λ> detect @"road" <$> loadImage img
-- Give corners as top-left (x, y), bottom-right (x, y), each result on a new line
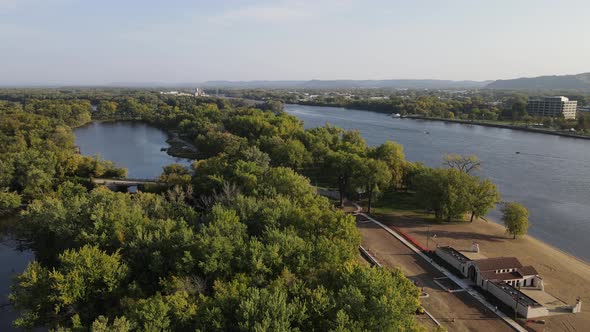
top-left (357, 220), bottom-right (514, 332)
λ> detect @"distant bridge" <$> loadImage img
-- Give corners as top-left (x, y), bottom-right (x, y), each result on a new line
top-left (92, 178), bottom-right (160, 188)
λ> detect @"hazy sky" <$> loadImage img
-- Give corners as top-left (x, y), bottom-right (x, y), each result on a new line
top-left (1, 0), bottom-right (589, 85)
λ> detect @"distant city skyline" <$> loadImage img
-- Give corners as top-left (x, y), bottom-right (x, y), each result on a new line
top-left (1, 0), bottom-right (589, 85)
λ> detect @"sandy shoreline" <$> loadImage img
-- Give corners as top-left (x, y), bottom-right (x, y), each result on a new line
top-left (484, 216), bottom-right (590, 266)
top-left (374, 211), bottom-right (590, 331)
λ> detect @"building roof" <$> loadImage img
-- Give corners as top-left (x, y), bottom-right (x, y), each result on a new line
top-left (438, 246), bottom-right (471, 264)
top-left (480, 265), bottom-right (539, 281)
top-left (475, 257), bottom-right (522, 271)
top-left (529, 96), bottom-right (571, 102)
top-left (517, 266), bottom-right (539, 277)
top-left (489, 281), bottom-right (542, 307)
top-left (481, 271), bottom-right (522, 281)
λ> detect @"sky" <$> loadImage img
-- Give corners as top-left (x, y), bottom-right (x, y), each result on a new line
top-left (1, 0), bottom-right (590, 85)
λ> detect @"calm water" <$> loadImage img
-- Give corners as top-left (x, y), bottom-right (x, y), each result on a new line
top-left (0, 217), bottom-right (34, 332)
top-left (74, 121), bottom-right (193, 178)
top-left (286, 104), bottom-right (590, 262)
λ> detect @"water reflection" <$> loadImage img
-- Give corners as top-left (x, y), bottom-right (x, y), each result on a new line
top-left (0, 217), bottom-right (34, 331)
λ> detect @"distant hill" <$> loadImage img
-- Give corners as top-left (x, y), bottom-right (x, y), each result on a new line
top-left (486, 73), bottom-right (590, 90)
top-left (202, 79), bottom-right (491, 89)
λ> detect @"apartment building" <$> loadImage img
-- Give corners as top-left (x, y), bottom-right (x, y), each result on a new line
top-left (527, 96), bottom-right (577, 119)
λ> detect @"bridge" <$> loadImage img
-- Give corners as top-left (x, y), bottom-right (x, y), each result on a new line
top-left (92, 178), bottom-right (160, 189)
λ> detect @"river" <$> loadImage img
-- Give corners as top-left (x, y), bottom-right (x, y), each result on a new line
top-left (285, 104), bottom-right (590, 262)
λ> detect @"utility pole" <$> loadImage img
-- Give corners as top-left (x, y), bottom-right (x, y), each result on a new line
top-left (426, 226), bottom-right (430, 250)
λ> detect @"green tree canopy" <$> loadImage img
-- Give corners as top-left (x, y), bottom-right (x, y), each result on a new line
top-left (324, 151), bottom-right (364, 207)
top-left (370, 141), bottom-right (406, 189)
top-left (10, 245), bottom-right (128, 329)
top-left (414, 168), bottom-right (476, 221)
top-left (469, 179), bottom-right (501, 222)
top-left (357, 158), bottom-right (391, 213)
top-left (501, 202), bottom-right (530, 239)
top-left (0, 189), bottom-right (21, 216)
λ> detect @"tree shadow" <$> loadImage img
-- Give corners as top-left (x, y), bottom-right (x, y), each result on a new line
top-left (412, 229), bottom-right (507, 243)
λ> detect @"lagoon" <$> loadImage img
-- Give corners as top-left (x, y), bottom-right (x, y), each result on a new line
top-left (73, 121), bottom-right (192, 179)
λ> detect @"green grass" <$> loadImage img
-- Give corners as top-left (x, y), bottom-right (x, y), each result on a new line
top-left (369, 191), bottom-right (432, 218)
top-left (370, 191), bottom-right (473, 223)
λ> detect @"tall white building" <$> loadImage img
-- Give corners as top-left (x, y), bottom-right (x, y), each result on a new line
top-left (527, 96), bottom-right (577, 120)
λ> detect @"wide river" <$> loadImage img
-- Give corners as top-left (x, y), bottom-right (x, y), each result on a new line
top-left (285, 104), bottom-right (590, 262)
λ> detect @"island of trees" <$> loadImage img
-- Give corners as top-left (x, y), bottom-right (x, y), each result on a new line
top-left (0, 88), bottom-right (527, 330)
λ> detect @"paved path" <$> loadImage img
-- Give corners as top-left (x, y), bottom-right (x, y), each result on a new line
top-left (354, 203), bottom-right (527, 332)
top-left (92, 178), bottom-right (158, 187)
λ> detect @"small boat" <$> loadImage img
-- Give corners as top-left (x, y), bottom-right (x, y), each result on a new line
top-left (160, 147), bottom-right (168, 151)
top-left (391, 113), bottom-right (401, 118)
top-left (515, 151), bottom-right (520, 154)
top-left (424, 131), bottom-right (430, 135)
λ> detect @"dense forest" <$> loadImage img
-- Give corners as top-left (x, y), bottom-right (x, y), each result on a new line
top-left (0, 90), bottom-right (423, 331)
top-left (0, 88), bottom-right (503, 330)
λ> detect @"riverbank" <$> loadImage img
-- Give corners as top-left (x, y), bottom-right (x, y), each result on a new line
top-left (368, 207), bottom-right (590, 331)
top-left (165, 131), bottom-right (199, 159)
top-left (291, 103), bottom-right (590, 140)
top-left (404, 115), bottom-right (590, 140)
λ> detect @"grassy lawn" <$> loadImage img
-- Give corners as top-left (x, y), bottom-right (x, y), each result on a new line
top-left (367, 191), bottom-right (468, 223)
top-left (368, 191), bottom-right (434, 220)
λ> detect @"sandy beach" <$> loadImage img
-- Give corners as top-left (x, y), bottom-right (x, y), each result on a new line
top-left (374, 210), bottom-right (590, 331)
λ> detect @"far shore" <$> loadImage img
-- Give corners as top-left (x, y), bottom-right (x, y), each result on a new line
top-left (404, 115), bottom-right (590, 140)
top-left (289, 103), bottom-right (590, 140)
